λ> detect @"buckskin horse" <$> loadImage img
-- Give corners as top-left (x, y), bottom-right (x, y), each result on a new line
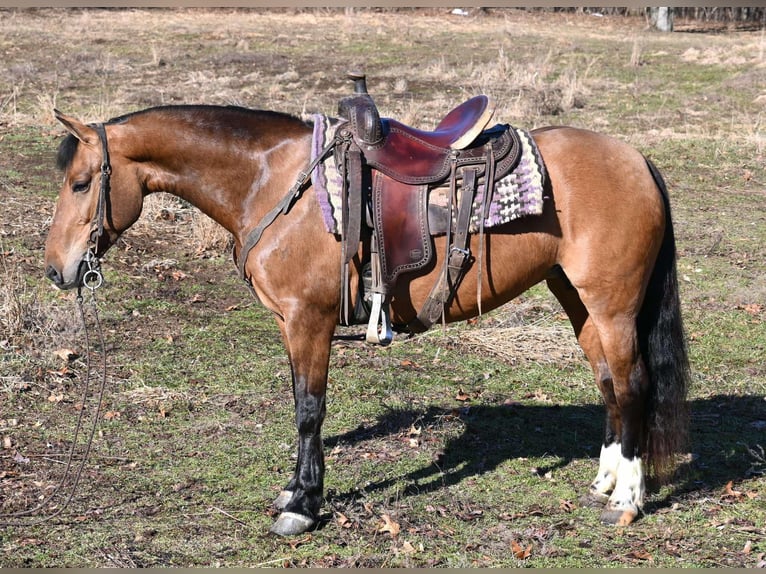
top-left (43, 80), bottom-right (689, 536)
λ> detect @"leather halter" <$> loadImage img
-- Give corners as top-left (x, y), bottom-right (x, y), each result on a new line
top-left (79, 122), bottom-right (111, 291)
top-left (91, 123), bottom-right (111, 250)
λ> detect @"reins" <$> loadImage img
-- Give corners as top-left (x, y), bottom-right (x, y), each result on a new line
top-left (0, 125), bottom-right (110, 526)
top-left (0, 285), bottom-right (107, 527)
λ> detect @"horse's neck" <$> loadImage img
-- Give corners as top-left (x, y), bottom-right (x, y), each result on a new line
top-left (124, 112), bottom-right (311, 239)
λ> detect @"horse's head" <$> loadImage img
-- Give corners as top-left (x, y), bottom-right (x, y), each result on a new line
top-left (44, 110), bottom-right (143, 290)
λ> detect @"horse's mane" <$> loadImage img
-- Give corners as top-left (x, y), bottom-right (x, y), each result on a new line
top-left (56, 105), bottom-right (309, 171)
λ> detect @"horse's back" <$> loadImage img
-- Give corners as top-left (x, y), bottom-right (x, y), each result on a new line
top-left (532, 125), bottom-right (661, 209)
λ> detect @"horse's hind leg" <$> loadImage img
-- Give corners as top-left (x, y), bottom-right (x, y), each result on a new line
top-left (546, 273), bottom-right (623, 506)
top-left (586, 312), bottom-right (649, 525)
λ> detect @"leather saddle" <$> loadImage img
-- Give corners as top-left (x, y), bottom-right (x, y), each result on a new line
top-left (335, 73), bottom-right (522, 343)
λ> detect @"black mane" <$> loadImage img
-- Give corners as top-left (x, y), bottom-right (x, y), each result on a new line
top-left (55, 105), bottom-right (308, 171)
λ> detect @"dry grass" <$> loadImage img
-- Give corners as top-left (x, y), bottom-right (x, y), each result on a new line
top-left (0, 244), bottom-right (85, 360)
top-left (137, 194), bottom-right (233, 256)
top-left (0, 245), bottom-right (44, 343)
top-left (459, 324), bottom-right (583, 366)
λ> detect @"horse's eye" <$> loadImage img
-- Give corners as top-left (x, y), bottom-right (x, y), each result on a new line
top-left (72, 180), bottom-right (91, 193)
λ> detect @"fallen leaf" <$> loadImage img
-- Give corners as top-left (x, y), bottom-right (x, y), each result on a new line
top-left (13, 451), bottom-right (29, 464)
top-left (458, 508), bottom-right (483, 521)
top-left (740, 303), bottom-right (763, 316)
top-left (627, 549), bottom-right (654, 562)
top-left (744, 540), bottom-right (752, 554)
top-left (559, 499), bottom-right (576, 513)
top-left (455, 389), bottom-right (470, 402)
top-left (225, 304), bottom-right (239, 312)
top-left (378, 513), bottom-right (400, 537)
top-left (511, 540), bottom-right (532, 560)
top-left (53, 348), bottom-right (78, 362)
top-left (426, 504), bottom-right (448, 516)
top-left (723, 480), bottom-right (745, 500)
top-left (400, 540), bottom-right (417, 555)
top-left (336, 512), bottom-right (353, 529)
top-left (103, 411), bottom-right (121, 421)
top-left (2, 436), bottom-right (11, 449)
top-left (48, 393), bottom-right (64, 403)
top-left (287, 534), bottom-right (312, 549)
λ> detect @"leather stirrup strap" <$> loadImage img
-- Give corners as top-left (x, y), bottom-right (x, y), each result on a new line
top-left (476, 141), bottom-right (496, 317)
top-left (409, 167), bottom-right (477, 332)
top-left (339, 143), bottom-right (364, 326)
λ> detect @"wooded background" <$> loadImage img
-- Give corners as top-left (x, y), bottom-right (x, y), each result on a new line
top-left (533, 7), bottom-right (764, 23)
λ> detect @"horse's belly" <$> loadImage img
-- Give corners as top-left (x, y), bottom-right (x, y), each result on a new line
top-left (390, 215), bottom-right (560, 325)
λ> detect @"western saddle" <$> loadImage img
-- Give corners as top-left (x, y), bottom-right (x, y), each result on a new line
top-left (335, 72), bottom-right (522, 344)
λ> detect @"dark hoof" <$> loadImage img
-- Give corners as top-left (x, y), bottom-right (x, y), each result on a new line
top-left (273, 490), bottom-right (293, 510)
top-left (600, 507), bottom-right (638, 526)
top-left (269, 511), bottom-right (316, 536)
top-left (580, 489), bottom-right (610, 508)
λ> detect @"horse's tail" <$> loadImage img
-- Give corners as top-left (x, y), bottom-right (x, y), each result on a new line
top-left (639, 157), bottom-right (691, 483)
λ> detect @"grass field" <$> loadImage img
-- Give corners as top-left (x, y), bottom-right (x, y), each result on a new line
top-left (1, 8), bottom-right (764, 567)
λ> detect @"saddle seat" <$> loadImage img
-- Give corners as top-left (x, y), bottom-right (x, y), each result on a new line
top-left (339, 74), bottom-right (498, 185)
top-left (390, 95), bottom-right (496, 151)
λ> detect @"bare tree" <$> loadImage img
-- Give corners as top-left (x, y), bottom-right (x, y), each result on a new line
top-left (650, 7), bottom-right (674, 32)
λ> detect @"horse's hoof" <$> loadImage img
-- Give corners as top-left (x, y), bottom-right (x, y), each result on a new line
top-left (269, 511), bottom-right (316, 536)
top-left (273, 490), bottom-right (293, 510)
top-left (600, 507), bottom-right (638, 526)
top-left (580, 490), bottom-right (610, 508)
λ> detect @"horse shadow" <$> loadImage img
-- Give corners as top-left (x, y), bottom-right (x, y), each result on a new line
top-left (323, 393), bottom-right (765, 514)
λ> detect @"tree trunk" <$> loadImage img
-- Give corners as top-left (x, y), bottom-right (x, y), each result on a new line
top-left (650, 7), bottom-right (674, 32)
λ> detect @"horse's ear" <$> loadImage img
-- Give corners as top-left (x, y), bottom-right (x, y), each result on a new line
top-left (54, 109), bottom-right (99, 147)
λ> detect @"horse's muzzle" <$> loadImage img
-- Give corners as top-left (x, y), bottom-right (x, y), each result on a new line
top-left (45, 261), bottom-right (85, 291)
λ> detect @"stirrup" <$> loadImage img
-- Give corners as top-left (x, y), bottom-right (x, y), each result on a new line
top-left (366, 292), bottom-right (393, 345)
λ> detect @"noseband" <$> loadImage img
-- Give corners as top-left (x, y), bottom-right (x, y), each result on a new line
top-left (81, 122), bottom-right (111, 292)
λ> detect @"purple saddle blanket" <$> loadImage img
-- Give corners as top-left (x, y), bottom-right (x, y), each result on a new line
top-left (309, 114), bottom-right (547, 234)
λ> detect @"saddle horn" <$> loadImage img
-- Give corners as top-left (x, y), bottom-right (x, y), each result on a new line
top-left (338, 71), bottom-right (383, 147)
top-left (347, 71), bottom-right (369, 94)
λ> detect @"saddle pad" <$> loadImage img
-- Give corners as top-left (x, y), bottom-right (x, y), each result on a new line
top-left (310, 114), bottom-right (547, 235)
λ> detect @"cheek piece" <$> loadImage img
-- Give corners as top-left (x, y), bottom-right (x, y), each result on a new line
top-left (78, 122), bottom-right (111, 295)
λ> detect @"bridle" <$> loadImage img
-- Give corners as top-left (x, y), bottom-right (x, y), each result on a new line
top-left (79, 122), bottom-right (112, 292)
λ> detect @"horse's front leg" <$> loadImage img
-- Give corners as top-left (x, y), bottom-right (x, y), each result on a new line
top-left (269, 311), bottom-right (334, 537)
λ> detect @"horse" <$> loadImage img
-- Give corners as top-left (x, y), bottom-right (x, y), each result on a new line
top-left (43, 102), bottom-right (689, 536)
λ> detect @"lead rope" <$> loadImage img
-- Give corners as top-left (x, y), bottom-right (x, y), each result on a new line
top-left (0, 257), bottom-right (107, 527)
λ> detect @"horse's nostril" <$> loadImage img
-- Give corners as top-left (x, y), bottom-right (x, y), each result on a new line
top-left (45, 265), bottom-right (62, 285)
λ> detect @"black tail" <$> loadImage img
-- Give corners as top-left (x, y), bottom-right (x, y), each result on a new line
top-left (638, 158), bottom-right (691, 482)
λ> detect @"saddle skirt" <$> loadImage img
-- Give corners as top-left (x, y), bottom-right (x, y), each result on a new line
top-left (310, 113), bottom-right (547, 237)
